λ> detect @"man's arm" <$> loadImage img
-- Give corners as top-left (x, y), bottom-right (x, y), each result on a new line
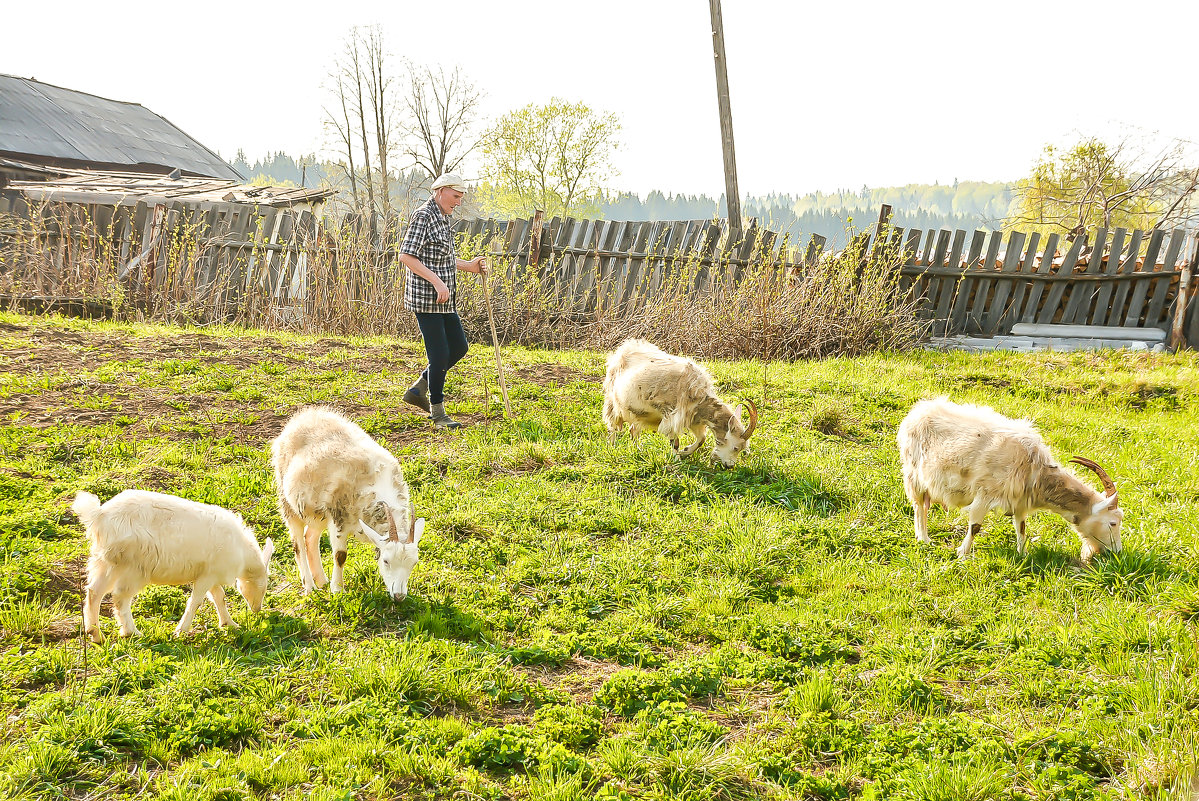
top-left (455, 256), bottom-right (489, 275)
top-left (399, 253), bottom-right (450, 303)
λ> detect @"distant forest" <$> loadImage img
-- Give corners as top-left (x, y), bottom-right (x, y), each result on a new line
top-left (229, 151), bottom-right (1012, 244)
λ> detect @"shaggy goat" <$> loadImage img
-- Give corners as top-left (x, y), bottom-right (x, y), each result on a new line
top-left (271, 406), bottom-right (425, 599)
top-left (897, 397), bottom-right (1123, 562)
top-left (73, 490), bottom-right (274, 642)
top-left (603, 338), bottom-right (757, 468)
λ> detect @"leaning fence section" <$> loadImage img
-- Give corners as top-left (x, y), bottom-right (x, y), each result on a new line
top-left (887, 220), bottom-right (1199, 345)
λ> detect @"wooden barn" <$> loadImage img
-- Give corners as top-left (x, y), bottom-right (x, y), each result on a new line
top-left (0, 73), bottom-right (243, 186)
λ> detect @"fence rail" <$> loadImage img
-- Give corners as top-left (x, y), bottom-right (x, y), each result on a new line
top-left (1, 190), bottom-right (1197, 348)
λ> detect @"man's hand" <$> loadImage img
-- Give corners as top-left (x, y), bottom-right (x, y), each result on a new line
top-left (434, 277), bottom-right (451, 303)
top-left (470, 256), bottom-right (489, 275)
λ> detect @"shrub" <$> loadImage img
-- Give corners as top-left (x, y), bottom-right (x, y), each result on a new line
top-left (632, 701), bottom-right (726, 751)
top-left (870, 667), bottom-right (951, 714)
top-left (532, 704), bottom-right (604, 750)
top-left (153, 698), bottom-right (262, 757)
top-left (1014, 729), bottom-right (1110, 778)
top-left (747, 621), bottom-right (857, 664)
top-left (594, 670), bottom-right (685, 717)
top-left (132, 585), bottom-right (188, 621)
top-left (594, 661), bottom-right (723, 718)
top-left (758, 754), bottom-right (850, 799)
top-left (452, 725), bottom-right (591, 777)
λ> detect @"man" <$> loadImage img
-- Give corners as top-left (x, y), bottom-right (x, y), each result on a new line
top-left (398, 172), bottom-right (488, 429)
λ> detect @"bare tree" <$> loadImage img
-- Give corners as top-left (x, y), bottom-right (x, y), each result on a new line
top-left (400, 64), bottom-right (485, 182)
top-left (348, 33), bottom-right (376, 217)
top-left (363, 26), bottom-right (396, 221)
top-left (323, 26), bottom-right (408, 221)
top-left (325, 70), bottom-right (361, 208)
top-left (323, 30), bottom-right (483, 219)
top-left (1006, 135), bottom-right (1199, 237)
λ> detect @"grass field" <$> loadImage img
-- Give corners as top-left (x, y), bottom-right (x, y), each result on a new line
top-left (1, 311), bottom-right (1198, 801)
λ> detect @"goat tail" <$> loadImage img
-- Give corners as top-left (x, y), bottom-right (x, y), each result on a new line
top-left (72, 491), bottom-right (104, 545)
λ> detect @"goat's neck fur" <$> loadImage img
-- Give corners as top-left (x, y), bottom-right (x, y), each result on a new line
top-left (696, 396), bottom-right (738, 433)
top-left (1034, 466), bottom-right (1103, 521)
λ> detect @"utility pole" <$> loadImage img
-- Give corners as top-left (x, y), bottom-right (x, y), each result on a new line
top-left (709, 0), bottom-right (741, 233)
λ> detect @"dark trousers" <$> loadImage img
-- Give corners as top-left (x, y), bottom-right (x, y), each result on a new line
top-left (415, 312), bottom-right (469, 404)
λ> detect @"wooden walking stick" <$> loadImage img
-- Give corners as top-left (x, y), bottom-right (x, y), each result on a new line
top-left (481, 261), bottom-right (513, 418)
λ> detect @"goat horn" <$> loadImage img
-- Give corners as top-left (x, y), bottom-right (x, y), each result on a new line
top-left (742, 398), bottom-right (758, 439)
top-left (1069, 457), bottom-right (1118, 504)
top-left (408, 502), bottom-right (417, 544)
top-left (385, 505), bottom-right (400, 542)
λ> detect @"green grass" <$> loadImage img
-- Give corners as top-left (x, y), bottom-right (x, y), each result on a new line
top-left (2, 310), bottom-right (1198, 800)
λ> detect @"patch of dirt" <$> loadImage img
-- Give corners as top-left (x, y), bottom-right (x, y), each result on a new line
top-left (0, 319), bottom-right (495, 446)
top-left (513, 656), bottom-right (625, 705)
top-left (0, 321), bottom-right (424, 376)
top-left (42, 554), bottom-right (87, 603)
top-left (513, 363), bottom-right (599, 386)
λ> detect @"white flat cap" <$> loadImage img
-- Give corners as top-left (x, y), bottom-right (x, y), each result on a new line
top-left (430, 172), bottom-right (467, 192)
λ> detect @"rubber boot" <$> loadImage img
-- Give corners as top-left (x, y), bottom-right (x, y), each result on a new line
top-left (403, 374), bottom-right (430, 413)
top-left (430, 402), bottom-right (461, 430)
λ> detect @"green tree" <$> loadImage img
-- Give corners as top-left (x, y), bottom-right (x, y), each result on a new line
top-left (1005, 136), bottom-right (1199, 236)
top-left (477, 98), bottom-right (621, 218)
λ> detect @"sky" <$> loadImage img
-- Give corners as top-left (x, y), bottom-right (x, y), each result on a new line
top-left (5, 0), bottom-right (1199, 199)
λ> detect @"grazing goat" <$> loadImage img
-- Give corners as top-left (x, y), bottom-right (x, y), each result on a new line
top-left (73, 490), bottom-right (274, 642)
top-left (897, 397), bottom-right (1122, 562)
top-left (271, 406), bottom-right (425, 600)
top-left (603, 339), bottom-right (757, 468)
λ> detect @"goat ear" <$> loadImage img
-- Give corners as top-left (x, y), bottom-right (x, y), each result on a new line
top-left (1091, 493), bottom-right (1118, 514)
top-left (262, 537), bottom-right (275, 564)
top-left (359, 519), bottom-right (386, 546)
top-left (411, 518), bottom-right (426, 546)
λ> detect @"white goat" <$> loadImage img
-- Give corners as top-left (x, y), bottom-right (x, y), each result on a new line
top-left (271, 406), bottom-right (425, 600)
top-left (603, 338), bottom-right (758, 468)
top-left (897, 397), bottom-right (1123, 562)
top-left (72, 490), bottom-right (274, 642)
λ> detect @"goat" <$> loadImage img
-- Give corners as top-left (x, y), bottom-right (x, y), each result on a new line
top-left (603, 339), bottom-right (757, 468)
top-left (897, 397), bottom-right (1122, 562)
top-left (72, 490), bottom-right (274, 642)
top-left (271, 406), bottom-right (425, 600)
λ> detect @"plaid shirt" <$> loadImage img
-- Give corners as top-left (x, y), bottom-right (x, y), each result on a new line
top-left (400, 197), bottom-right (457, 313)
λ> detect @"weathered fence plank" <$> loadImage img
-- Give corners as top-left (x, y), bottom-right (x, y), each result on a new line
top-left (1122, 228), bottom-right (1165, 327)
top-left (1021, 233), bottom-right (1059, 324)
top-left (1105, 228), bottom-right (1143, 326)
top-left (1145, 229), bottom-right (1186, 327)
top-left (981, 231), bottom-right (1027, 334)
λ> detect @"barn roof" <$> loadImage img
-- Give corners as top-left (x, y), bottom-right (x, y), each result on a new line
top-left (7, 170), bottom-right (335, 208)
top-left (0, 74), bottom-right (242, 180)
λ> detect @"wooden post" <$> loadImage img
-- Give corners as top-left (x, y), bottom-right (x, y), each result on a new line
top-left (481, 268), bottom-right (513, 418)
top-left (868, 204), bottom-right (893, 261)
top-left (528, 209), bottom-right (545, 266)
top-left (142, 203), bottom-right (167, 314)
top-left (1170, 250), bottom-right (1192, 351)
top-left (709, 0), bottom-right (741, 233)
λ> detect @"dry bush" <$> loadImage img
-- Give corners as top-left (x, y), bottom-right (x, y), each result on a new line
top-left (457, 228), bottom-right (927, 361)
top-left (1, 202), bottom-right (925, 361)
top-left (0, 203), bottom-right (125, 306)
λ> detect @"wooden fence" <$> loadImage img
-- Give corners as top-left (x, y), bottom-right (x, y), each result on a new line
top-left (0, 191), bottom-right (320, 324)
top-left (2, 191), bottom-right (1197, 348)
top-left (464, 208), bottom-right (1199, 347)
